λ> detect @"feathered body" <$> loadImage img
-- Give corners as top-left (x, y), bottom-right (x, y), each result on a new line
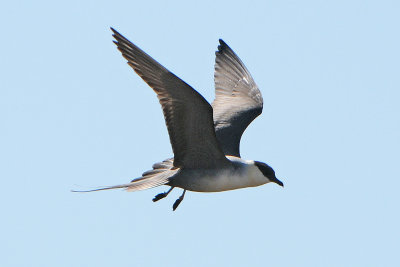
top-left (73, 28), bottom-right (283, 210)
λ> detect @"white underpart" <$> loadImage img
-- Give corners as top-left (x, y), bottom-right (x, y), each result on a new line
top-left (188, 156), bottom-right (269, 192)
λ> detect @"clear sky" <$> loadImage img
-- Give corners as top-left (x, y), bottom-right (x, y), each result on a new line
top-left (1, 0), bottom-right (399, 266)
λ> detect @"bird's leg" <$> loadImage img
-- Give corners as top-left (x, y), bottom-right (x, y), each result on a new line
top-left (153, 187), bottom-right (174, 202)
top-left (172, 190), bottom-right (186, 211)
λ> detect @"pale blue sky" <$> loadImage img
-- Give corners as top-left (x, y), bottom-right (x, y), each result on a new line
top-left (1, 1), bottom-right (399, 266)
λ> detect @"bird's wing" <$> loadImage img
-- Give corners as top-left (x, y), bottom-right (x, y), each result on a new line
top-left (212, 39), bottom-right (263, 157)
top-left (112, 28), bottom-right (230, 169)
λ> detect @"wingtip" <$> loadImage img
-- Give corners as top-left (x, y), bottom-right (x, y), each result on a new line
top-left (110, 27), bottom-right (124, 40)
top-left (217, 39), bottom-right (229, 53)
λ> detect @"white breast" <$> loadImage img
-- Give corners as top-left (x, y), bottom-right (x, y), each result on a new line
top-left (186, 157), bottom-right (268, 192)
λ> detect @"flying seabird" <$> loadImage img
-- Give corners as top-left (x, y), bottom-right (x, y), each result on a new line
top-left (74, 28), bottom-right (284, 210)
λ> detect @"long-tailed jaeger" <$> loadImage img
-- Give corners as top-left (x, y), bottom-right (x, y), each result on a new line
top-left (74, 28), bottom-right (284, 211)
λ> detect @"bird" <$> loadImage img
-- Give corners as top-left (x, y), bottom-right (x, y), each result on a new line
top-left (73, 28), bottom-right (284, 211)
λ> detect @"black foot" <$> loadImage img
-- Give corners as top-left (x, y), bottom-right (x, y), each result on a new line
top-left (152, 187), bottom-right (174, 202)
top-left (153, 192), bottom-right (167, 202)
top-left (172, 190), bottom-right (186, 211)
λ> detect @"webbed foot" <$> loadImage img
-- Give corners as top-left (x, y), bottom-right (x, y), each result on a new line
top-left (152, 187), bottom-right (174, 202)
top-left (172, 190), bottom-right (186, 211)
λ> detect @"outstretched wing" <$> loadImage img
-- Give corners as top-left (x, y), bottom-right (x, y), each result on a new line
top-left (112, 28), bottom-right (230, 169)
top-left (212, 39), bottom-right (263, 157)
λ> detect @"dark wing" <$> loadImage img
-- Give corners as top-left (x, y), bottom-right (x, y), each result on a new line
top-left (212, 39), bottom-right (263, 157)
top-left (111, 28), bottom-right (230, 169)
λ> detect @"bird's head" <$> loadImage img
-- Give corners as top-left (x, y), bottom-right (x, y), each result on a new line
top-left (254, 161), bottom-right (284, 187)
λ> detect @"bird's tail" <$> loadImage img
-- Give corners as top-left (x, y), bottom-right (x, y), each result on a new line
top-left (71, 182), bottom-right (140, 193)
top-left (72, 158), bottom-right (177, 193)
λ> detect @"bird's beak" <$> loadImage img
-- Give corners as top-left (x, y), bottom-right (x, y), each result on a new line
top-left (273, 178), bottom-right (284, 187)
